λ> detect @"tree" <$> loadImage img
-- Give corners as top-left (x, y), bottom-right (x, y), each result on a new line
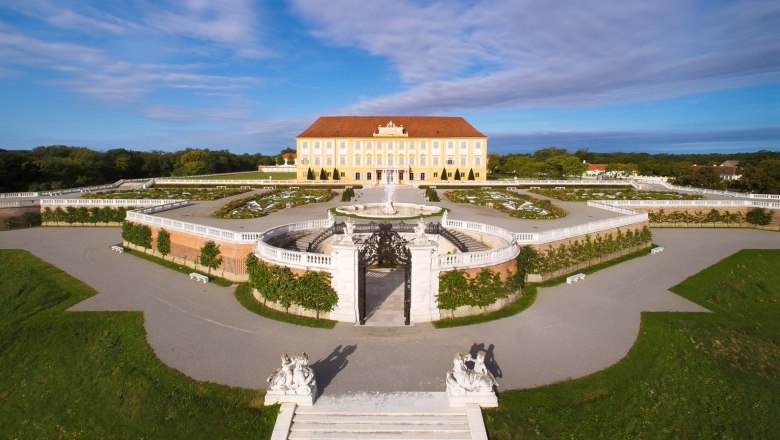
top-left (319, 168), bottom-right (327, 180)
top-left (332, 168), bottom-right (340, 181)
top-left (739, 159), bottom-right (780, 194)
top-left (533, 147), bottom-right (569, 161)
top-left (157, 229), bottom-right (171, 260)
top-left (543, 155), bottom-right (587, 177)
top-left (673, 167), bottom-right (723, 189)
top-left (306, 167), bottom-right (314, 180)
top-left (199, 241), bottom-right (222, 275)
top-left (467, 168), bottom-right (475, 180)
top-left (454, 168), bottom-right (461, 181)
top-left (441, 167), bottom-right (448, 181)
top-left (295, 271), bottom-right (338, 319)
top-left (746, 208), bottom-right (772, 227)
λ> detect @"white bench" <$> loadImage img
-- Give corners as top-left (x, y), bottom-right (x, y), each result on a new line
top-left (240, 185), bottom-right (250, 189)
top-left (216, 185), bottom-right (226, 189)
top-left (555, 186), bottom-right (565, 190)
top-left (111, 245), bottom-right (124, 253)
top-left (530, 186), bottom-right (540, 190)
top-left (566, 273), bottom-right (586, 284)
top-left (263, 186), bottom-right (274, 190)
top-left (651, 246), bottom-right (665, 254)
top-left (190, 272), bottom-right (209, 283)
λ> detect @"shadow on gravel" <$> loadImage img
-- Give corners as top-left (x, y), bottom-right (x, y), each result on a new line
top-left (469, 342), bottom-right (502, 379)
top-left (312, 344), bottom-right (357, 393)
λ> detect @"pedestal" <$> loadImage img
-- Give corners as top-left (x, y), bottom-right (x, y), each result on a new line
top-left (329, 241), bottom-right (359, 322)
top-left (408, 238), bottom-right (441, 323)
top-left (446, 384), bottom-right (498, 408)
top-left (264, 385), bottom-right (318, 407)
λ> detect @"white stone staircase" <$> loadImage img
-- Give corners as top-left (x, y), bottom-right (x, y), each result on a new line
top-left (272, 392), bottom-right (488, 440)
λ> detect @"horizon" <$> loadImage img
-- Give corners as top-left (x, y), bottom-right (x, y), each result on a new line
top-left (1, 1), bottom-right (778, 155)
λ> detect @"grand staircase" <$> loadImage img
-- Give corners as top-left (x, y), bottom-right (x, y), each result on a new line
top-left (443, 229), bottom-right (489, 252)
top-left (272, 392), bottom-right (488, 440)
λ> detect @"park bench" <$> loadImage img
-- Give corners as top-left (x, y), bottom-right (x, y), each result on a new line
top-left (111, 245), bottom-right (124, 253)
top-left (240, 186), bottom-right (251, 189)
top-left (507, 187), bottom-right (517, 190)
top-left (290, 186), bottom-right (299, 190)
top-left (190, 272), bottom-right (209, 283)
top-left (530, 186), bottom-right (540, 190)
top-left (651, 246), bottom-right (665, 254)
top-left (566, 273), bottom-right (586, 284)
top-left (555, 186), bottom-right (565, 190)
top-left (263, 186), bottom-right (274, 190)
top-left (216, 185), bottom-right (226, 189)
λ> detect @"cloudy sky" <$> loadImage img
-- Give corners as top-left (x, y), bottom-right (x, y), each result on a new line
top-left (0, 0), bottom-right (778, 154)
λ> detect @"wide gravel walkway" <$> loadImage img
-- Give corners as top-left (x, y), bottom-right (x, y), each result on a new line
top-left (2, 225), bottom-right (778, 394)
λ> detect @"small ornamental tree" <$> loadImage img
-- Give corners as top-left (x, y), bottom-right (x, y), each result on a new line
top-left (746, 208), bottom-right (772, 226)
top-left (319, 168), bottom-right (327, 180)
top-left (454, 168), bottom-right (461, 181)
top-left (441, 168), bottom-right (448, 181)
top-left (296, 271), bottom-right (338, 319)
top-left (332, 168), bottom-right (340, 181)
top-left (467, 168), bottom-right (475, 180)
top-left (199, 240), bottom-right (222, 275)
top-left (306, 167), bottom-right (314, 180)
top-left (157, 228), bottom-right (171, 260)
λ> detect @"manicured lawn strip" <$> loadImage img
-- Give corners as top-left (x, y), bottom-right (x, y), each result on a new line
top-left (199, 171), bottom-right (297, 180)
top-left (0, 249), bottom-right (277, 439)
top-left (235, 283), bottom-right (337, 329)
top-left (122, 245), bottom-right (234, 287)
top-left (484, 249), bottom-right (780, 439)
top-left (434, 246), bottom-right (654, 328)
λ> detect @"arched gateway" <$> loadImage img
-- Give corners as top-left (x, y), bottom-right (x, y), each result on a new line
top-left (357, 223), bottom-right (412, 325)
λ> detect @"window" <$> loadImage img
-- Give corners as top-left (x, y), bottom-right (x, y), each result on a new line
top-left (409, 173), bottom-right (414, 181)
top-left (301, 141), bottom-right (309, 149)
top-left (447, 141), bottom-right (453, 150)
top-left (376, 142), bottom-right (383, 149)
top-left (367, 172), bottom-right (372, 180)
top-left (433, 141), bottom-right (439, 149)
top-left (475, 141), bottom-right (482, 149)
top-left (314, 141), bottom-right (320, 149)
top-left (409, 141), bottom-right (415, 148)
top-left (398, 141), bottom-right (404, 149)
top-left (354, 155), bottom-right (361, 165)
top-left (433, 172), bottom-right (438, 178)
top-left (340, 156), bottom-right (346, 165)
top-left (387, 155), bottom-right (393, 165)
top-left (326, 141), bottom-right (333, 150)
top-left (367, 155), bottom-right (372, 165)
top-left (409, 155), bottom-right (415, 166)
top-left (475, 157), bottom-right (481, 166)
top-left (327, 172), bottom-right (332, 178)
top-left (366, 141), bottom-right (372, 149)
top-left (420, 141), bottom-right (427, 149)
top-left (460, 140), bottom-right (467, 149)
top-left (446, 157), bottom-right (454, 166)
top-left (398, 156), bottom-right (404, 166)
top-left (355, 172), bottom-right (361, 180)
top-left (314, 157), bottom-right (321, 165)
top-left (340, 172), bottom-right (345, 177)
top-left (420, 156), bottom-right (426, 166)
top-left (460, 157), bottom-right (466, 166)
top-left (476, 172), bottom-right (480, 177)
top-left (448, 172), bottom-right (452, 177)
top-left (420, 172), bottom-right (426, 180)
top-left (301, 157), bottom-right (309, 165)
top-left (387, 141), bottom-right (393, 149)
top-left (339, 141), bottom-right (346, 150)
top-left (377, 156), bottom-right (383, 165)
top-left (433, 156), bottom-right (439, 166)
top-left (326, 156), bottom-right (332, 165)
top-left (354, 140), bottom-right (361, 149)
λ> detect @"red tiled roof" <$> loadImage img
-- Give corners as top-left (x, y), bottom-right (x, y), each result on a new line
top-left (281, 152), bottom-right (296, 158)
top-left (588, 164), bottom-right (607, 171)
top-left (297, 116), bottom-right (486, 138)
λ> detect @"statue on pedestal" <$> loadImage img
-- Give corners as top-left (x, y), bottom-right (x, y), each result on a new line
top-left (414, 217), bottom-right (427, 242)
top-left (265, 352), bottom-right (318, 406)
top-left (445, 351), bottom-right (498, 407)
top-left (341, 217), bottom-right (355, 244)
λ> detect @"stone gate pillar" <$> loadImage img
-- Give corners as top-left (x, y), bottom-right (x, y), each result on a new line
top-left (329, 239), bottom-right (359, 323)
top-left (408, 237), bottom-right (441, 323)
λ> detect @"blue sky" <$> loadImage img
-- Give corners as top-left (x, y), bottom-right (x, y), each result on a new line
top-left (0, 0), bottom-right (778, 154)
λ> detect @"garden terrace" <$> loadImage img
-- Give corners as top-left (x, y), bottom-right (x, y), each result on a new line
top-left (213, 188), bottom-right (336, 219)
top-left (445, 189), bottom-right (565, 219)
top-left (83, 186), bottom-right (250, 201)
top-left (529, 187), bottom-right (704, 202)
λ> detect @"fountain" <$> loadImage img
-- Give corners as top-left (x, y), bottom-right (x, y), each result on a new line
top-left (335, 182), bottom-right (443, 219)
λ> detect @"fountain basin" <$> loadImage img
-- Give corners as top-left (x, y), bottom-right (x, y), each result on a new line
top-left (336, 203), bottom-right (443, 219)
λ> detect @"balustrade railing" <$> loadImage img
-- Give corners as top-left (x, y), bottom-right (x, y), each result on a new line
top-left (41, 198), bottom-right (186, 207)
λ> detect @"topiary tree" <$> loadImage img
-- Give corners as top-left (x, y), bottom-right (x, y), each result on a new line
top-left (454, 168), bottom-right (461, 181)
top-left (306, 167), bottom-right (314, 180)
top-left (332, 168), bottom-right (340, 181)
top-left (467, 168), bottom-right (475, 180)
top-left (441, 167), bottom-right (448, 181)
top-left (746, 208), bottom-right (772, 227)
top-left (296, 271), bottom-right (338, 319)
top-left (319, 168), bottom-right (327, 180)
top-left (199, 240), bottom-right (222, 275)
top-left (157, 228), bottom-right (171, 260)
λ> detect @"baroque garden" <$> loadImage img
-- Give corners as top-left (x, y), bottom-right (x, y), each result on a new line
top-left (1, 117), bottom-right (779, 439)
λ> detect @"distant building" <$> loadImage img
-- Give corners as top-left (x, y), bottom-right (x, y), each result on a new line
top-left (584, 163), bottom-right (606, 177)
top-left (295, 116), bottom-right (488, 183)
top-left (692, 162), bottom-right (741, 181)
top-left (258, 151), bottom-right (296, 173)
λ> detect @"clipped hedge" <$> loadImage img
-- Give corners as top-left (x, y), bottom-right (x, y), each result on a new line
top-left (438, 267), bottom-right (520, 311)
top-left (42, 206), bottom-right (135, 224)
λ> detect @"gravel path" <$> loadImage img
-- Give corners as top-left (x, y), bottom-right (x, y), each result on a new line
top-left (2, 225), bottom-right (778, 395)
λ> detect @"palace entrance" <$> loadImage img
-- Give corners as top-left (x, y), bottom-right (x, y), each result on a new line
top-left (357, 223), bottom-right (412, 325)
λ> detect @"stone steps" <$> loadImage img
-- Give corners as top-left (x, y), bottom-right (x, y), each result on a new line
top-left (444, 229), bottom-right (489, 252)
top-left (277, 392), bottom-right (486, 440)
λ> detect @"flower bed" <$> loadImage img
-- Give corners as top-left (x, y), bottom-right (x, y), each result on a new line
top-left (213, 188), bottom-right (336, 219)
top-left (445, 189), bottom-right (565, 219)
top-left (84, 187), bottom-right (250, 201)
top-left (529, 188), bottom-right (703, 201)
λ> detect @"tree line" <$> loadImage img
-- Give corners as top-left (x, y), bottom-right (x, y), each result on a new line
top-left (0, 146), bottom-right (287, 192)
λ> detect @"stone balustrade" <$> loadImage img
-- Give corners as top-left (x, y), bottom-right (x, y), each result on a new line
top-left (598, 199), bottom-right (780, 209)
top-left (42, 198), bottom-right (187, 207)
top-left (0, 200), bottom-right (39, 208)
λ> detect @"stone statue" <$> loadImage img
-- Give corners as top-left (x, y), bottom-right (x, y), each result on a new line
top-left (445, 351), bottom-right (498, 407)
top-left (327, 210), bottom-right (334, 226)
top-left (342, 217), bottom-right (355, 243)
top-left (265, 352), bottom-right (318, 406)
top-left (441, 210), bottom-right (448, 224)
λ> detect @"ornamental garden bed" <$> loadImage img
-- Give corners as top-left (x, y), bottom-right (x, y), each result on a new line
top-left (445, 189), bottom-right (565, 219)
top-left (84, 186), bottom-right (250, 200)
top-left (214, 188), bottom-right (336, 219)
top-left (529, 188), bottom-right (703, 201)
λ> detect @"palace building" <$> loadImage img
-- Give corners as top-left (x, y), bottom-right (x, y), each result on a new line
top-left (295, 116), bottom-right (488, 183)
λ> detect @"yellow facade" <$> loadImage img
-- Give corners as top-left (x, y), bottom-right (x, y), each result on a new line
top-left (295, 119), bottom-right (488, 184)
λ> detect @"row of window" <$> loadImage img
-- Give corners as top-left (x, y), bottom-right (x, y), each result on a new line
top-left (300, 139), bottom-right (483, 151)
top-left (300, 155), bottom-right (483, 167)
top-left (299, 171), bottom-right (482, 181)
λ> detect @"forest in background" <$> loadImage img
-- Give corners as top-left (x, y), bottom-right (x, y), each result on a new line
top-left (0, 145), bottom-right (777, 193)
top-left (0, 146), bottom-right (294, 192)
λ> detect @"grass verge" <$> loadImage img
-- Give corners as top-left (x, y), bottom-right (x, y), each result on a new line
top-left (484, 249), bottom-right (780, 438)
top-left (0, 249), bottom-right (277, 439)
top-left (235, 283), bottom-right (337, 329)
top-left (122, 245), bottom-right (234, 287)
top-left (434, 245), bottom-right (654, 328)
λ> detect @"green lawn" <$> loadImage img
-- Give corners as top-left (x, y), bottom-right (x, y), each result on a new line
top-left (235, 283), bottom-right (337, 329)
top-left (199, 171), bottom-right (296, 180)
top-left (485, 249), bottom-right (780, 438)
top-left (0, 249), bottom-right (277, 439)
